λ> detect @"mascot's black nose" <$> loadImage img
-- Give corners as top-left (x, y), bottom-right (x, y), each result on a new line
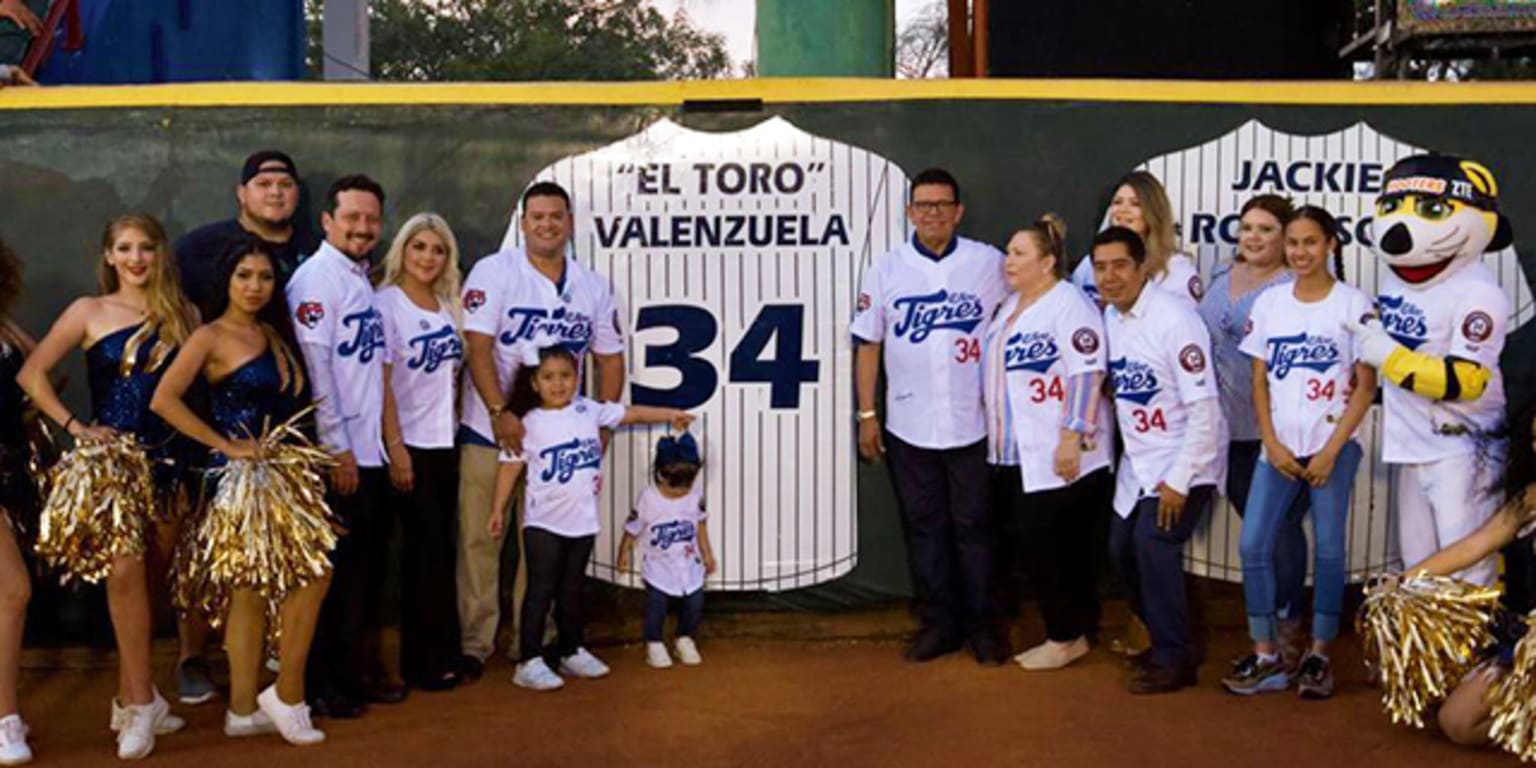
top-left (1379, 222), bottom-right (1414, 256)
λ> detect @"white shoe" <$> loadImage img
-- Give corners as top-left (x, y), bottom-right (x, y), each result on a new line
top-left (513, 658), bottom-right (565, 691)
top-left (646, 642), bottom-right (673, 669)
top-left (110, 694), bottom-right (186, 735)
top-left (674, 637), bottom-right (703, 666)
top-left (116, 689), bottom-right (175, 760)
top-left (559, 647), bottom-right (610, 679)
top-left (0, 715), bottom-right (31, 765)
top-left (257, 686), bottom-right (325, 746)
top-left (223, 708), bottom-right (277, 738)
top-left (1016, 637), bottom-right (1090, 671)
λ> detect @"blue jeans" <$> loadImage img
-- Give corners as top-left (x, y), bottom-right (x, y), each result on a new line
top-left (1240, 440), bottom-right (1363, 645)
top-left (1108, 486), bottom-right (1216, 670)
top-left (644, 583), bottom-right (704, 642)
top-left (1227, 440), bottom-right (1309, 619)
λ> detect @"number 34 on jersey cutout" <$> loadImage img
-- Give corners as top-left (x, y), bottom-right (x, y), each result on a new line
top-left (630, 304), bottom-right (820, 410)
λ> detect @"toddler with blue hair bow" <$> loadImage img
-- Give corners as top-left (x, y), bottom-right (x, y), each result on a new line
top-left (617, 431), bottom-right (715, 668)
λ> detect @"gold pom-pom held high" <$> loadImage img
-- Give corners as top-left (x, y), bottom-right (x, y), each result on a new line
top-left (35, 433), bottom-right (154, 584)
top-left (1358, 573), bottom-right (1501, 729)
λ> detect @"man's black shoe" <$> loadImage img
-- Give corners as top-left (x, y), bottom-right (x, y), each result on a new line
top-left (969, 631), bottom-right (1010, 667)
top-left (1126, 662), bottom-right (1197, 695)
top-left (367, 679), bottom-right (408, 704)
top-left (458, 655), bottom-right (485, 682)
top-left (904, 627), bottom-right (961, 662)
top-left (309, 688), bottom-right (367, 719)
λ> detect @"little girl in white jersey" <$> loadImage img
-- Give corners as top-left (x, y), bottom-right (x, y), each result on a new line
top-left (488, 345), bottom-right (693, 691)
top-left (616, 432), bottom-right (715, 668)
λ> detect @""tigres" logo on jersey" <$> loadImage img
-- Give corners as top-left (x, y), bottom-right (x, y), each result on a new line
top-left (891, 290), bottom-right (985, 343)
top-left (1376, 295), bottom-right (1428, 350)
top-left (1109, 357), bottom-right (1160, 405)
top-left (1264, 332), bottom-right (1341, 380)
top-left (1004, 331), bottom-right (1060, 373)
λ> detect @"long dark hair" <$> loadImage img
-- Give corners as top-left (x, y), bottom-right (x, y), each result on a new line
top-left (506, 345), bottom-right (580, 418)
top-left (205, 235), bottom-right (300, 354)
top-left (1288, 205), bottom-right (1346, 281)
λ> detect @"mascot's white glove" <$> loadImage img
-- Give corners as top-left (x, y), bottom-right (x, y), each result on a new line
top-left (1342, 315), bottom-right (1398, 369)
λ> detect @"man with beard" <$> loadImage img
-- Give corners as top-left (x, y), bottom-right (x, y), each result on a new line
top-left (176, 151), bottom-right (318, 316)
top-left (287, 175), bottom-right (390, 718)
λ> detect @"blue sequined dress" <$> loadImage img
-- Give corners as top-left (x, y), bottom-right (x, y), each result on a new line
top-left (208, 348), bottom-right (307, 468)
top-left (85, 322), bottom-right (179, 491)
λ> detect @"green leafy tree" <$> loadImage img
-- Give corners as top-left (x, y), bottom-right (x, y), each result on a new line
top-left (306, 0), bottom-right (732, 81)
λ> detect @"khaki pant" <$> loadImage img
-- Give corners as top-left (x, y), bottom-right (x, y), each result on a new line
top-left (456, 442), bottom-right (529, 661)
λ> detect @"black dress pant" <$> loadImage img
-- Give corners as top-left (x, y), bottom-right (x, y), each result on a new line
top-left (1107, 485), bottom-right (1215, 670)
top-left (518, 527), bottom-right (595, 663)
top-left (884, 434), bottom-right (997, 637)
top-left (389, 446), bottom-right (462, 686)
top-left (308, 466), bottom-right (389, 698)
top-left (997, 466), bottom-right (1110, 642)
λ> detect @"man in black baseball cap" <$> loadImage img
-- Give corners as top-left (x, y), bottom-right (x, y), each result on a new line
top-left (174, 149), bottom-right (318, 317)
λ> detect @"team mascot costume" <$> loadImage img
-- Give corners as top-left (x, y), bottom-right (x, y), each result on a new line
top-left (1347, 154), bottom-right (1512, 587)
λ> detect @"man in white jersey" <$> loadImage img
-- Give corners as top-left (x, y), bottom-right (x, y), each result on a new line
top-left (286, 174), bottom-right (389, 718)
top-left (1346, 155), bottom-right (1512, 586)
top-left (456, 182), bottom-right (625, 677)
top-left (1094, 226), bottom-right (1226, 694)
top-left (852, 168), bottom-right (1009, 665)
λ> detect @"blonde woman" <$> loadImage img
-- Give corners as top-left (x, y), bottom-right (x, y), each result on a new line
top-left (1073, 170), bottom-right (1203, 310)
top-left (377, 213), bottom-right (466, 691)
top-left (16, 215), bottom-right (192, 759)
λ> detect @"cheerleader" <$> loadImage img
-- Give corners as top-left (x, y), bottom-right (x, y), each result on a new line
top-left (0, 238), bottom-right (33, 765)
top-left (1223, 206), bottom-right (1375, 699)
top-left (1072, 170), bottom-right (1203, 311)
top-left (16, 215), bottom-right (191, 760)
top-left (150, 237), bottom-right (327, 745)
top-left (377, 213), bottom-right (465, 691)
top-left (982, 214), bottom-right (1112, 671)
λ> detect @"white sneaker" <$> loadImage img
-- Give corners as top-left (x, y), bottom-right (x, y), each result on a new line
top-left (674, 637), bottom-right (703, 666)
top-left (110, 694), bottom-right (186, 735)
top-left (256, 686), bottom-right (325, 746)
top-left (646, 642), bottom-right (673, 669)
top-left (0, 715), bottom-right (31, 765)
top-left (513, 658), bottom-right (565, 691)
top-left (223, 708), bottom-right (277, 738)
top-left (559, 647), bottom-right (610, 679)
top-left (116, 689), bottom-right (175, 760)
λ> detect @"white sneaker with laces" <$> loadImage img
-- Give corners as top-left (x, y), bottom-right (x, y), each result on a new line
top-left (559, 647), bottom-right (610, 679)
top-left (674, 637), bottom-right (703, 666)
top-left (224, 708), bottom-right (277, 738)
top-left (646, 642), bottom-right (673, 669)
top-left (257, 686), bottom-right (325, 746)
top-left (110, 695), bottom-right (185, 735)
top-left (0, 714), bottom-right (31, 765)
top-left (514, 658), bottom-right (565, 691)
top-left (116, 689), bottom-right (175, 760)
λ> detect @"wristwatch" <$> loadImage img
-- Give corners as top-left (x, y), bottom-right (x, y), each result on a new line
top-left (488, 403), bottom-right (507, 419)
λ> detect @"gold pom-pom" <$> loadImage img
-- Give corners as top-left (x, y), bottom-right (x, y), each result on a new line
top-left (1489, 613), bottom-right (1536, 761)
top-left (35, 433), bottom-right (154, 583)
top-left (1358, 573), bottom-right (1501, 728)
top-left (173, 410), bottom-right (337, 639)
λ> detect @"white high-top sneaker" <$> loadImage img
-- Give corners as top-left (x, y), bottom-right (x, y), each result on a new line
top-left (116, 689), bottom-right (175, 760)
top-left (646, 642), bottom-right (673, 669)
top-left (0, 714), bottom-right (31, 765)
top-left (256, 686), bottom-right (325, 746)
top-left (674, 637), bottom-right (703, 666)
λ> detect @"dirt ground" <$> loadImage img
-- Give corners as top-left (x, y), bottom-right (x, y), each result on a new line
top-left (11, 607), bottom-right (1517, 768)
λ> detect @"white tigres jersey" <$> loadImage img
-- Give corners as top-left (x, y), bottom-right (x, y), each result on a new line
top-left (849, 235), bottom-right (1005, 449)
top-left (377, 285), bottom-right (462, 450)
top-left (1105, 286), bottom-right (1226, 516)
top-left (1240, 281), bottom-right (1373, 459)
top-left (499, 398), bottom-right (627, 537)
top-left (1376, 262), bottom-right (1509, 464)
top-left (460, 248), bottom-right (625, 442)
top-left (286, 241), bottom-right (386, 467)
top-left (625, 484), bottom-right (707, 598)
top-left (1072, 252), bottom-right (1203, 311)
top-left (982, 281), bottom-right (1113, 493)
